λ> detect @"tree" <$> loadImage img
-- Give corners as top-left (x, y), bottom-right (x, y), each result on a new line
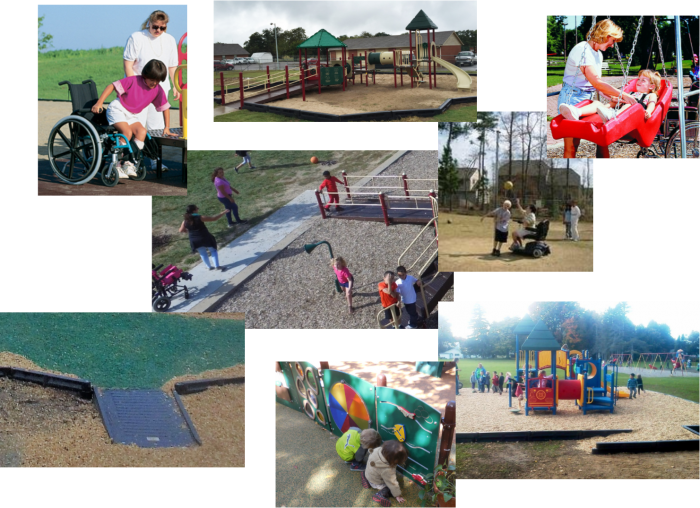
top-left (38, 15), bottom-right (53, 51)
top-left (374, 32), bottom-right (390, 37)
top-left (438, 122), bottom-right (471, 152)
top-left (472, 112), bottom-right (498, 209)
top-left (546, 16), bottom-right (566, 55)
top-left (499, 112), bottom-right (518, 195)
top-left (438, 144), bottom-right (460, 211)
top-left (455, 30), bottom-right (477, 52)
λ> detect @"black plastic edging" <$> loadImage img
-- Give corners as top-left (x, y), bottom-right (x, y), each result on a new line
top-left (174, 376), bottom-right (245, 395)
top-left (456, 429), bottom-right (633, 443)
top-left (241, 95), bottom-right (477, 122)
top-left (172, 390), bottom-right (202, 445)
top-left (592, 440), bottom-right (699, 454)
top-left (0, 366), bottom-right (92, 399)
top-left (683, 425), bottom-right (699, 436)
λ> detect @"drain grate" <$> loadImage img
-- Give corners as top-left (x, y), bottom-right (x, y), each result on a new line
top-left (94, 388), bottom-right (197, 448)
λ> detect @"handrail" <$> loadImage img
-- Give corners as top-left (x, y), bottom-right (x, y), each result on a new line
top-left (377, 303), bottom-right (402, 329)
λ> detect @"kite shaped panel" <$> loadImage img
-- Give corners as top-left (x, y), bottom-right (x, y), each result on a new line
top-left (323, 369), bottom-right (376, 438)
top-left (297, 361), bottom-right (332, 432)
top-left (376, 386), bottom-right (441, 484)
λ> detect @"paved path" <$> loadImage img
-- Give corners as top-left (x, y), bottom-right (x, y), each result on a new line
top-left (616, 366), bottom-right (699, 378)
top-left (171, 190), bottom-right (319, 312)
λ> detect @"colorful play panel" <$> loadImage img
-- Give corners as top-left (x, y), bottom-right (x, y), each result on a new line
top-left (328, 382), bottom-right (371, 432)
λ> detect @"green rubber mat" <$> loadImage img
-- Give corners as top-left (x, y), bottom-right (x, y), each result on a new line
top-left (0, 313), bottom-right (244, 388)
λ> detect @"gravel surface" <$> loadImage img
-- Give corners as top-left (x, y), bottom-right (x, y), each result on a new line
top-left (218, 151), bottom-right (451, 328)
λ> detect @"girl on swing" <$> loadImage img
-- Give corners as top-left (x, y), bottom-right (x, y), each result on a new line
top-left (559, 69), bottom-right (662, 124)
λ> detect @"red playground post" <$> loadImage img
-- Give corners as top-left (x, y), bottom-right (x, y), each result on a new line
top-left (393, 60), bottom-right (397, 88)
top-left (365, 51), bottom-right (368, 87)
top-left (314, 190), bottom-right (327, 219)
top-left (266, 66), bottom-right (270, 89)
top-left (427, 30), bottom-right (432, 90)
top-left (378, 192), bottom-right (390, 226)
top-left (433, 29), bottom-right (437, 88)
top-left (285, 66), bottom-right (290, 98)
top-left (301, 66), bottom-right (306, 101)
top-left (220, 72), bottom-right (226, 105)
top-left (402, 174), bottom-right (409, 197)
top-left (341, 171), bottom-right (351, 199)
top-left (239, 73), bottom-right (244, 110)
top-left (409, 32), bottom-right (413, 89)
top-left (317, 48), bottom-right (321, 94)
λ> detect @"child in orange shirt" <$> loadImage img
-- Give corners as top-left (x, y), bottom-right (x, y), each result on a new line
top-left (319, 170), bottom-right (344, 212)
top-left (378, 271), bottom-right (400, 326)
top-left (332, 257), bottom-right (354, 313)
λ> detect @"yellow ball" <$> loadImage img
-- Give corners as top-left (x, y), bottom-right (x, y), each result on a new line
top-left (504, 181), bottom-right (513, 190)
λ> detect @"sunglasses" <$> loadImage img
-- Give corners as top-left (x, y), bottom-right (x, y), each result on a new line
top-left (151, 25), bottom-right (167, 31)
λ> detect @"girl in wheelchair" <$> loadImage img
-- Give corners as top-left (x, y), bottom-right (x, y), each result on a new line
top-left (91, 59), bottom-right (172, 179)
top-left (559, 69), bottom-right (662, 124)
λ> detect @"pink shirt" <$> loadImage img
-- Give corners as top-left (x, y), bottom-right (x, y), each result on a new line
top-left (214, 177), bottom-right (232, 198)
top-left (334, 266), bottom-right (352, 284)
top-left (112, 75), bottom-right (170, 114)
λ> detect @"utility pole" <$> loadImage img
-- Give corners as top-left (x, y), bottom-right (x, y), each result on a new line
top-left (271, 22), bottom-right (279, 70)
top-left (494, 130), bottom-right (500, 207)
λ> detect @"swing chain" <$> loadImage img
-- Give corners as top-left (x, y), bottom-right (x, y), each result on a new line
top-left (611, 15), bottom-right (643, 111)
top-left (653, 16), bottom-right (668, 78)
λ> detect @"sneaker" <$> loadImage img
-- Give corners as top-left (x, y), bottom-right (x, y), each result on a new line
top-left (236, 220), bottom-right (248, 224)
top-left (227, 223), bottom-right (235, 228)
top-left (559, 103), bottom-right (580, 121)
top-left (208, 267), bottom-right (214, 271)
top-left (596, 106), bottom-right (617, 123)
top-left (405, 325), bottom-right (416, 329)
top-left (249, 166), bottom-right (256, 169)
top-left (350, 462), bottom-right (365, 472)
top-left (122, 161), bottom-right (138, 177)
top-left (116, 164), bottom-right (130, 179)
top-left (217, 266), bottom-right (227, 272)
top-left (335, 206), bottom-right (344, 211)
top-left (360, 471), bottom-right (371, 489)
top-left (234, 167), bottom-right (239, 174)
top-left (372, 493), bottom-right (391, 507)
top-left (149, 159), bottom-right (169, 171)
top-left (491, 249), bottom-right (497, 256)
top-left (495, 250), bottom-right (501, 257)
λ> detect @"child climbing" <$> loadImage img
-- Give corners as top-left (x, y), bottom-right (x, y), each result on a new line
top-left (336, 428), bottom-right (382, 472)
top-left (360, 440), bottom-right (408, 507)
top-left (559, 69), bottom-right (661, 124)
top-left (378, 271), bottom-right (400, 326)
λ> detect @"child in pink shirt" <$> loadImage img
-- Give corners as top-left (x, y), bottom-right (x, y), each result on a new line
top-left (92, 59), bottom-right (172, 178)
top-left (332, 257), bottom-right (354, 313)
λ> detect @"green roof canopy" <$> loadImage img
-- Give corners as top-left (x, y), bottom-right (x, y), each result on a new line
top-left (297, 29), bottom-right (347, 49)
top-left (513, 314), bottom-right (536, 335)
top-left (406, 10), bottom-right (438, 30)
top-left (521, 321), bottom-right (560, 351)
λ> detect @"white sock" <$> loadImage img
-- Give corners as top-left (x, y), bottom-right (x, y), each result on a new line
top-left (135, 139), bottom-right (145, 149)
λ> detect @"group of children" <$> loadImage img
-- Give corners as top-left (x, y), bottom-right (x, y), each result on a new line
top-left (336, 427), bottom-right (408, 507)
top-left (470, 367), bottom-right (507, 394)
top-left (626, 373), bottom-right (645, 398)
top-left (330, 258), bottom-right (423, 329)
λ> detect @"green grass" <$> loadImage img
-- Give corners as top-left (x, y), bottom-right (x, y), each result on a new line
top-left (214, 109), bottom-right (310, 122)
top-left (39, 47), bottom-right (184, 109)
top-left (0, 313), bottom-right (243, 389)
top-left (214, 69), bottom-right (302, 92)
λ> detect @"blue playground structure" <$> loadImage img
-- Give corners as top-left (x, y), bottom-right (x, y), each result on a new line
top-left (510, 317), bottom-right (618, 415)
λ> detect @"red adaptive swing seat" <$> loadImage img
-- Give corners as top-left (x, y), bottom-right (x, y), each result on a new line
top-left (551, 79), bottom-right (672, 148)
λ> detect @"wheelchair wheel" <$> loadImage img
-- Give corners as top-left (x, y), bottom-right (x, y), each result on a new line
top-left (665, 122), bottom-right (700, 158)
top-left (48, 115), bottom-right (102, 185)
top-left (100, 164), bottom-right (119, 187)
top-left (152, 296), bottom-right (171, 312)
top-left (532, 248), bottom-right (543, 259)
top-left (132, 159), bottom-right (148, 181)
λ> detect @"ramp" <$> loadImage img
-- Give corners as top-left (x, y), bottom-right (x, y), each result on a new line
top-left (325, 197), bottom-right (434, 225)
top-left (218, 81), bottom-right (318, 115)
top-left (94, 388), bottom-right (198, 448)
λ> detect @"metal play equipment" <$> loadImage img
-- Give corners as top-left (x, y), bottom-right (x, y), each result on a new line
top-left (304, 240), bottom-right (342, 293)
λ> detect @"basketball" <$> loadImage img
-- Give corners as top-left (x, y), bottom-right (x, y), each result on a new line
top-left (310, 156), bottom-right (319, 164)
top-left (504, 181), bottom-right (513, 190)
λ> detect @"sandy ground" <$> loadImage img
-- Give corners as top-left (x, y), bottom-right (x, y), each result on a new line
top-left (254, 74), bottom-right (476, 115)
top-left (456, 387), bottom-right (699, 452)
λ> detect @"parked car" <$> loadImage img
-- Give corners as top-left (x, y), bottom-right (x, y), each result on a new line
top-left (214, 61), bottom-right (234, 71)
top-left (455, 51), bottom-right (476, 67)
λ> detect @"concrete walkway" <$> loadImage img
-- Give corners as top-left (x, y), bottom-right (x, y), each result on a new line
top-left (170, 190), bottom-right (319, 312)
top-left (616, 366), bottom-right (699, 378)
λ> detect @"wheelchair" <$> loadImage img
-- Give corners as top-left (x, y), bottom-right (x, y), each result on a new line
top-left (509, 219), bottom-right (551, 258)
top-left (47, 79), bottom-right (162, 186)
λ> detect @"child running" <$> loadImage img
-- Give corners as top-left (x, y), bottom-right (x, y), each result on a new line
top-left (92, 59), bottom-right (171, 179)
top-left (234, 151), bottom-right (255, 172)
top-left (361, 440), bottom-right (407, 507)
top-left (332, 257), bottom-right (354, 313)
top-left (559, 69), bottom-right (662, 124)
top-left (481, 200), bottom-right (512, 256)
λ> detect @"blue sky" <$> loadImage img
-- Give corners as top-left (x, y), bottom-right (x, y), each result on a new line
top-left (38, 5), bottom-right (187, 51)
top-left (441, 301), bottom-right (697, 340)
top-left (215, 1), bottom-right (476, 46)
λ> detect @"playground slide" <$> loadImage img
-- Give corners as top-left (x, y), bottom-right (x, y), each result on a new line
top-left (607, 385), bottom-right (630, 398)
top-left (431, 57), bottom-right (472, 90)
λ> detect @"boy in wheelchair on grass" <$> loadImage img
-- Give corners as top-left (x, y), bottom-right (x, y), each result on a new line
top-left (91, 59), bottom-right (172, 179)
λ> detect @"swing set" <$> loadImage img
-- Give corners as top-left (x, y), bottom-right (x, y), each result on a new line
top-left (550, 15), bottom-right (698, 158)
top-left (609, 352), bottom-right (690, 375)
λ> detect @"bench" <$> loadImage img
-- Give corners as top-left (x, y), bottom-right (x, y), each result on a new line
top-left (601, 62), bottom-right (611, 75)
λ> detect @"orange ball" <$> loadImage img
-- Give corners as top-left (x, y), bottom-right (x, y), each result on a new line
top-left (310, 156), bottom-right (319, 164)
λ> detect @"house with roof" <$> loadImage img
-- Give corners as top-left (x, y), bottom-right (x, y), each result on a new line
top-left (439, 347), bottom-right (464, 360)
top-left (495, 160), bottom-right (582, 203)
top-left (214, 44), bottom-right (250, 60)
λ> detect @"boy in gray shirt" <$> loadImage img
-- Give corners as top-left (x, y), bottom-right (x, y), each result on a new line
top-left (481, 200), bottom-right (512, 256)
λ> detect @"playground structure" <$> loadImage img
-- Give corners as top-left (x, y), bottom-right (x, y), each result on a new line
top-left (315, 172), bottom-right (438, 226)
top-left (275, 362), bottom-right (456, 486)
top-left (176, 32), bottom-right (187, 138)
top-left (216, 10), bottom-right (472, 116)
top-left (511, 316), bottom-right (619, 415)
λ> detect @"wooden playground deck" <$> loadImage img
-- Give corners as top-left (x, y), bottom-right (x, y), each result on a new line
top-left (325, 198), bottom-right (434, 225)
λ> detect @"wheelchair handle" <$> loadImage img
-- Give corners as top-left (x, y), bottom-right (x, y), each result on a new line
top-left (153, 264), bottom-right (164, 271)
